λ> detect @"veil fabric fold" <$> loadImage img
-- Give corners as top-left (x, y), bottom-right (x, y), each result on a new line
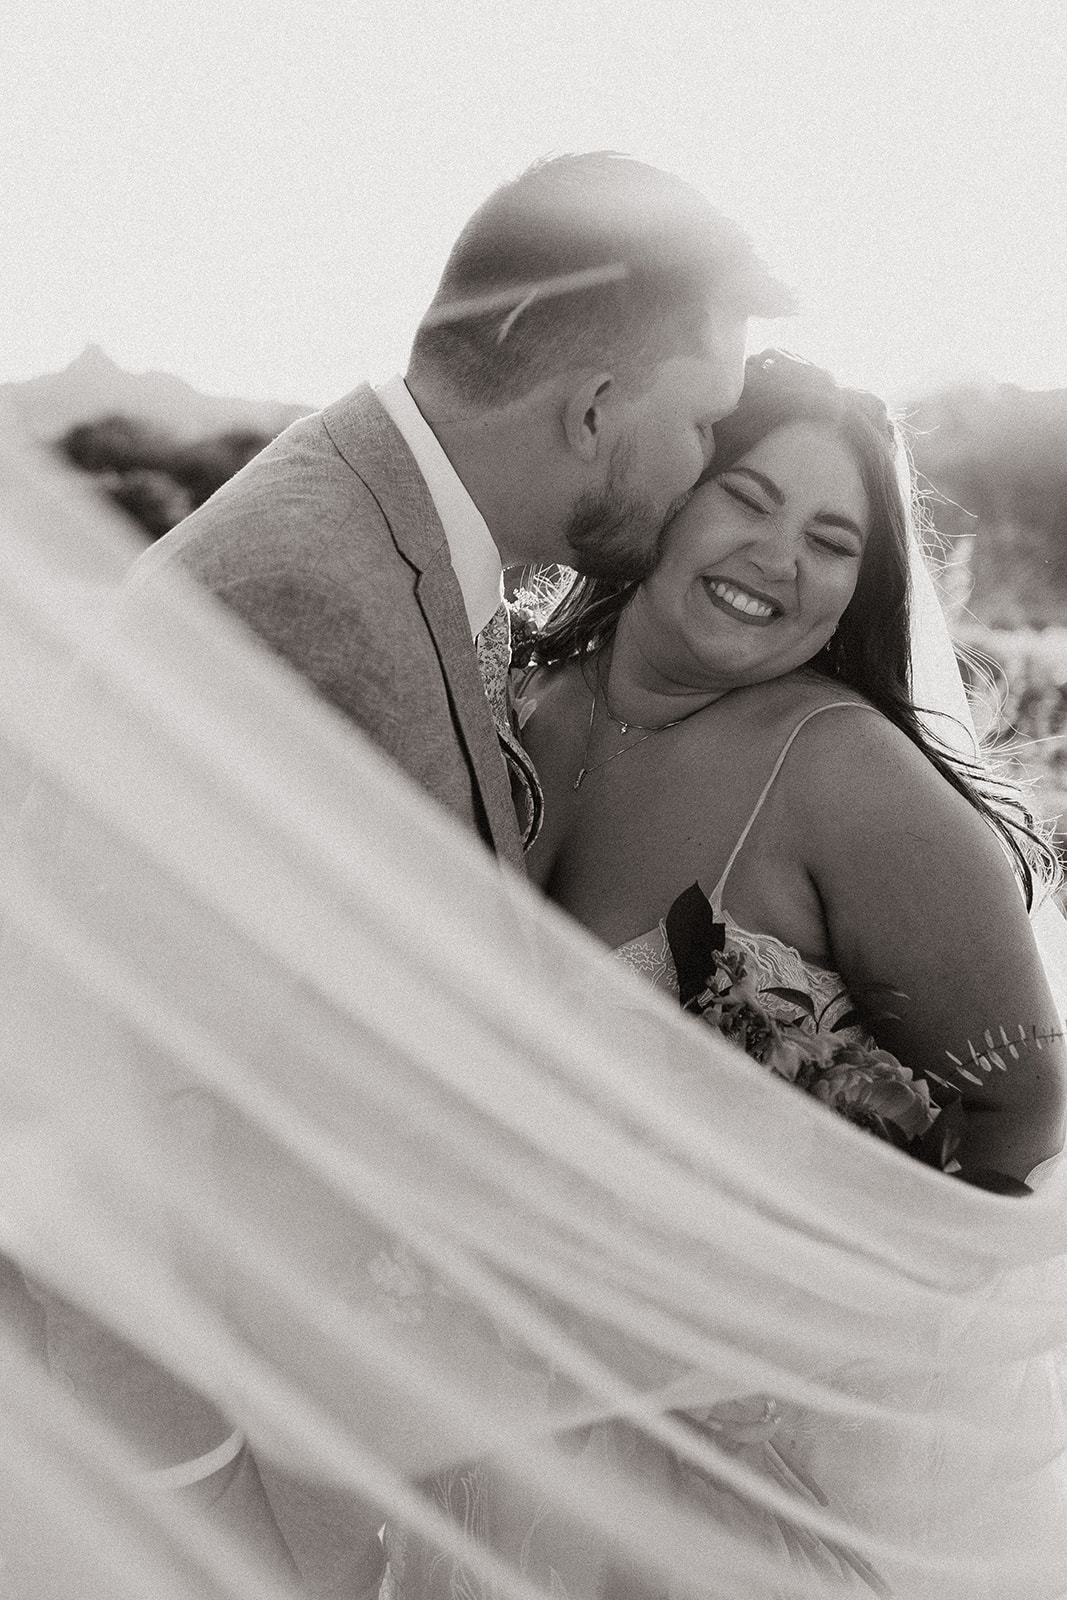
top-left (2, 427), bottom-right (1067, 1598)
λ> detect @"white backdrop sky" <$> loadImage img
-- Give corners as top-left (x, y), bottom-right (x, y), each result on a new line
top-left (6, 0), bottom-right (1066, 408)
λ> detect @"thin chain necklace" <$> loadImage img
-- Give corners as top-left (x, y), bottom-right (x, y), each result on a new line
top-left (572, 663), bottom-right (715, 791)
top-left (600, 682), bottom-right (660, 736)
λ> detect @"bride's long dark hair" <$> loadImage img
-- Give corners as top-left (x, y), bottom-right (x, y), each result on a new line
top-left (524, 350), bottom-right (1061, 908)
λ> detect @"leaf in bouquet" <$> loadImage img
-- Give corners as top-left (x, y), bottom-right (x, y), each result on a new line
top-left (665, 882), bottom-right (726, 1009)
top-left (763, 986), bottom-right (817, 1018)
top-left (911, 1080), bottom-right (964, 1172)
top-left (955, 1167), bottom-right (1034, 1196)
top-left (846, 981), bottom-right (909, 1027)
top-left (829, 1009), bottom-right (863, 1033)
top-left (875, 1114), bottom-right (916, 1150)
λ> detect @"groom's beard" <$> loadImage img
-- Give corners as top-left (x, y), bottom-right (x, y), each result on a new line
top-left (563, 443), bottom-right (690, 586)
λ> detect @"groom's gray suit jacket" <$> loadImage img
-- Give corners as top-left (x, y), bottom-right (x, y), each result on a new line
top-left (104, 385), bottom-right (525, 1580)
top-left (136, 383), bottom-right (525, 868)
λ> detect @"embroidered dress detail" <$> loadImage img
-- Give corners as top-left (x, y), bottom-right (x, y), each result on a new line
top-left (616, 914), bottom-right (866, 1042)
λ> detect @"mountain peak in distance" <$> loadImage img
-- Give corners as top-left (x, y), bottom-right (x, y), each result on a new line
top-left (1, 346), bottom-right (314, 444)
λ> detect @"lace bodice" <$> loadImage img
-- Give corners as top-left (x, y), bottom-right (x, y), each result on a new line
top-left (615, 906), bottom-right (867, 1042)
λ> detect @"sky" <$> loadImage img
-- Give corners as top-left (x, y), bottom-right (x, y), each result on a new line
top-left (5, 0), bottom-right (1067, 409)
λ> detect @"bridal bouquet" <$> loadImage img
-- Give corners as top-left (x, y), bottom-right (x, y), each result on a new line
top-left (665, 884), bottom-right (962, 1170)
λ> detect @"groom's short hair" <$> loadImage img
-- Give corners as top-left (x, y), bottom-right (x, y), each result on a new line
top-left (408, 152), bottom-right (793, 408)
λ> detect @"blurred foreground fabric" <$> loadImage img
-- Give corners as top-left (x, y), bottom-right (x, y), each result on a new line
top-left (1, 426), bottom-right (1067, 1598)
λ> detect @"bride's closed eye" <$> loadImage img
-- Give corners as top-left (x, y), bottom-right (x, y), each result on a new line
top-left (720, 477), bottom-right (862, 558)
top-left (808, 530), bottom-right (862, 558)
top-left (719, 479), bottom-right (769, 515)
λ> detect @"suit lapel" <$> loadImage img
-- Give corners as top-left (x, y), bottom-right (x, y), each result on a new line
top-left (323, 387), bottom-right (525, 868)
top-left (413, 553), bottom-right (527, 868)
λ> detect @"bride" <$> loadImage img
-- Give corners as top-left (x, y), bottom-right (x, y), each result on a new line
top-left (520, 349), bottom-right (1066, 1191)
top-left (385, 352), bottom-right (1067, 1599)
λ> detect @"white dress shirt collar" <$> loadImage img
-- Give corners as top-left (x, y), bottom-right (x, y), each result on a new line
top-left (375, 375), bottom-right (503, 638)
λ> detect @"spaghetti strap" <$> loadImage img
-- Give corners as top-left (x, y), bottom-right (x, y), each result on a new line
top-left (707, 700), bottom-right (881, 906)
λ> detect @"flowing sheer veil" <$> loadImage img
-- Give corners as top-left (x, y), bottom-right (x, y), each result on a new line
top-left (1, 421), bottom-right (1066, 1600)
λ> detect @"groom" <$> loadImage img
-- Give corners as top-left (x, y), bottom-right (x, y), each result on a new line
top-left (137, 151), bottom-right (789, 867)
top-left (123, 152), bottom-right (790, 1592)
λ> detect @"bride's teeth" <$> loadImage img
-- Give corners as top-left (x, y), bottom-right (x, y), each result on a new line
top-left (709, 581), bottom-right (774, 619)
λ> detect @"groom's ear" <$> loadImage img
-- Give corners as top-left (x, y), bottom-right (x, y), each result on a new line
top-left (562, 373), bottom-right (615, 463)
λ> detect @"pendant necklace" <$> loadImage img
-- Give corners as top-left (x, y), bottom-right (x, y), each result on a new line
top-left (572, 666), bottom-right (715, 791)
top-left (601, 688), bottom-right (661, 736)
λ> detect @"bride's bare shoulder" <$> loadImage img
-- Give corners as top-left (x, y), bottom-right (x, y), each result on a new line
top-left (772, 686), bottom-right (926, 787)
top-left (726, 674), bottom-right (876, 748)
top-left (771, 683), bottom-right (990, 858)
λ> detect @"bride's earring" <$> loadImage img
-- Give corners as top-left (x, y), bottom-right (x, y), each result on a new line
top-left (825, 623), bottom-right (841, 674)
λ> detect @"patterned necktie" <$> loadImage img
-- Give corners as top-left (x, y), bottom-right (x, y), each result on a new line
top-left (476, 602), bottom-right (543, 851)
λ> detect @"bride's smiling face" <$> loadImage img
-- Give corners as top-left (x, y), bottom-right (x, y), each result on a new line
top-left (633, 422), bottom-right (871, 692)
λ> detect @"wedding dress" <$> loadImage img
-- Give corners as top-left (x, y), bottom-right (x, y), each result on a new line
top-left (1, 422), bottom-right (1066, 1599)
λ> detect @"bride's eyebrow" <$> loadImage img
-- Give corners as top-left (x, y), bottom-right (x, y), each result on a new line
top-left (720, 466), bottom-right (783, 504)
top-left (725, 466), bottom-right (865, 543)
top-left (814, 511), bottom-right (866, 541)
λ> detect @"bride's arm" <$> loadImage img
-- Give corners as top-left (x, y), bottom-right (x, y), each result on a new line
top-left (794, 712), bottom-right (1067, 1187)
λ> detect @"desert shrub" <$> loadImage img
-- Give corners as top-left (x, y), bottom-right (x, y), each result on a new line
top-left (61, 414), bottom-right (175, 475)
top-left (106, 469), bottom-right (194, 541)
top-left (56, 415), bottom-right (269, 540)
